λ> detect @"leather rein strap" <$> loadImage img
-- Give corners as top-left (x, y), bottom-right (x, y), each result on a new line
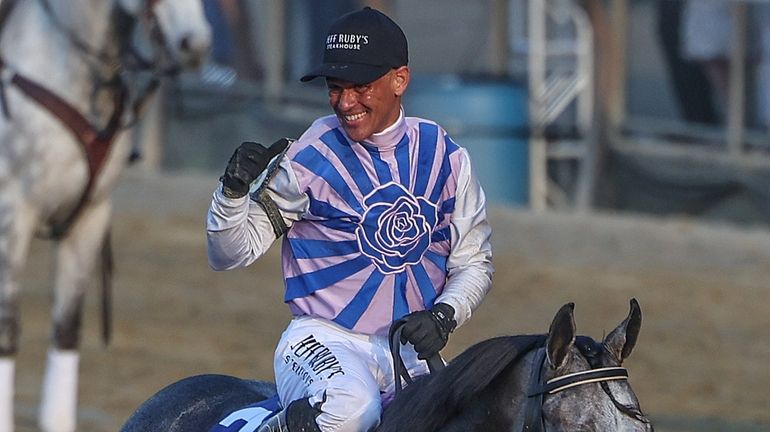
top-left (388, 319), bottom-right (446, 396)
top-left (521, 347), bottom-right (629, 431)
top-left (0, 56), bottom-right (128, 238)
top-left (0, 0), bottom-right (161, 239)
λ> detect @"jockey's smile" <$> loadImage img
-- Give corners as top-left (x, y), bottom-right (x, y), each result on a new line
top-left (326, 66), bottom-right (408, 143)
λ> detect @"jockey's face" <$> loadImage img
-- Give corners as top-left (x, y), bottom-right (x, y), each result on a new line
top-left (326, 66), bottom-right (410, 142)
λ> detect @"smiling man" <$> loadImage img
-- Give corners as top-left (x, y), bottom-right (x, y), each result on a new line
top-left (206, 7), bottom-right (493, 432)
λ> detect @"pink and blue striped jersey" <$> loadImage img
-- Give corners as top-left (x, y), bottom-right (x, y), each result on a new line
top-left (282, 114), bottom-right (466, 335)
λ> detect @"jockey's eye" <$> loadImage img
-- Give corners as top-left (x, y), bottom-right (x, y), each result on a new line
top-left (353, 83), bottom-right (372, 94)
top-left (327, 83), bottom-right (372, 98)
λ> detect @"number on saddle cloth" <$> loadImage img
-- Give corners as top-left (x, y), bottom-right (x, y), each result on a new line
top-left (209, 395), bottom-right (282, 432)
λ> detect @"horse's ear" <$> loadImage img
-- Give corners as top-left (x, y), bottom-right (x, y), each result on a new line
top-left (546, 302), bottom-right (576, 369)
top-left (603, 298), bottom-right (642, 363)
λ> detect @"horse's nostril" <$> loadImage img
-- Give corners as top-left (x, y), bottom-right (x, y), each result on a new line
top-left (180, 35), bottom-right (191, 52)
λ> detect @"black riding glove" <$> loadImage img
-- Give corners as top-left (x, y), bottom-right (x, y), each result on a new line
top-left (400, 303), bottom-right (457, 360)
top-left (220, 138), bottom-right (290, 198)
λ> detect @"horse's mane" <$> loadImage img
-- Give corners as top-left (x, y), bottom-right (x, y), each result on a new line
top-left (377, 334), bottom-right (545, 432)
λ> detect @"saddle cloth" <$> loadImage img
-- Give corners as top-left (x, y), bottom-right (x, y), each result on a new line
top-left (209, 395), bottom-right (282, 432)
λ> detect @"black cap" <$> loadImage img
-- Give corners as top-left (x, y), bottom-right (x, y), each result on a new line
top-left (300, 7), bottom-right (408, 85)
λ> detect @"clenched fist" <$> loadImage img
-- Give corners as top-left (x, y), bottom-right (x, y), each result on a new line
top-left (220, 138), bottom-right (290, 198)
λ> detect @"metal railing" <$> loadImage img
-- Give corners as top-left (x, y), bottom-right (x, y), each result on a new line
top-left (515, 0), bottom-right (594, 210)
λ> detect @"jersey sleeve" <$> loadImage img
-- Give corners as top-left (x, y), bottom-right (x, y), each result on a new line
top-left (206, 154), bottom-right (308, 270)
top-left (435, 148), bottom-right (494, 328)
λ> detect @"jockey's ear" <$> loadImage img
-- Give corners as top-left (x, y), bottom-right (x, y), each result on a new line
top-left (391, 66), bottom-right (410, 97)
top-left (545, 303), bottom-right (576, 370)
top-left (603, 299), bottom-right (642, 364)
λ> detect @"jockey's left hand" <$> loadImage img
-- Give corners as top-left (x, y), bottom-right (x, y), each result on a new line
top-left (220, 138), bottom-right (290, 198)
top-left (400, 303), bottom-right (457, 360)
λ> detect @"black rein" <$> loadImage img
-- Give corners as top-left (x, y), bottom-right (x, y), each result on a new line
top-left (388, 319), bottom-right (445, 396)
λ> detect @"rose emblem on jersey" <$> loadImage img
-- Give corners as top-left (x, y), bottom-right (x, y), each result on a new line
top-left (356, 182), bottom-right (438, 274)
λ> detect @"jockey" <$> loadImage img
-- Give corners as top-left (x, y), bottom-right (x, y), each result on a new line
top-left (206, 7), bottom-right (493, 432)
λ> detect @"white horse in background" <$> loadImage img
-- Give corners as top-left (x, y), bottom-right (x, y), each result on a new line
top-left (0, 0), bottom-right (210, 431)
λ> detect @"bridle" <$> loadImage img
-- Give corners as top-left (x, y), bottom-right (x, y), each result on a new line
top-left (0, 0), bottom-right (173, 238)
top-left (521, 340), bottom-right (651, 431)
top-left (0, 0), bottom-right (173, 128)
top-left (34, 0), bottom-right (172, 75)
top-left (385, 324), bottom-right (650, 430)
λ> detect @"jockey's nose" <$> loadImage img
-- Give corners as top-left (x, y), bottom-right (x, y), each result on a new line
top-left (337, 88), bottom-right (360, 111)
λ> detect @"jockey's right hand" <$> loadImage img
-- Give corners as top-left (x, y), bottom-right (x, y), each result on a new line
top-left (400, 303), bottom-right (457, 360)
top-left (220, 138), bottom-right (290, 198)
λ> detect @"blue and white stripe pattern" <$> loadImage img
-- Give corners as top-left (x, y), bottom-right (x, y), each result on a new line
top-left (282, 116), bottom-right (465, 335)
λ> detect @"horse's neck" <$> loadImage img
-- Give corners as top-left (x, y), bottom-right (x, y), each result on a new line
top-left (506, 349), bottom-right (540, 424)
top-left (2, 0), bottom-right (119, 110)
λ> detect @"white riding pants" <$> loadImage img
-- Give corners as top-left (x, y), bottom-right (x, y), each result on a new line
top-left (273, 316), bottom-right (430, 432)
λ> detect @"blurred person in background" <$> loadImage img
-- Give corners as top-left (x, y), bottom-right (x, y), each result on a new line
top-left (201, 0), bottom-right (238, 85)
top-left (681, 0), bottom-right (770, 131)
top-left (681, 0), bottom-right (731, 122)
top-left (201, 0), bottom-right (265, 85)
top-left (206, 6), bottom-right (493, 432)
top-left (657, 0), bottom-right (719, 125)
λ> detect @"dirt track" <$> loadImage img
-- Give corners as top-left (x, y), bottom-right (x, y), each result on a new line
top-left (14, 168), bottom-right (770, 432)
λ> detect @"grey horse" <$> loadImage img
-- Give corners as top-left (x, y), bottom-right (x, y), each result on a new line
top-left (121, 299), bottom-right (654, 431)
top-left (0, 0), bottom-right (210, 430)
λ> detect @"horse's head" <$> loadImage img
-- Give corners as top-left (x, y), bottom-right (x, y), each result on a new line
top-left (117, 0), bottom-right (211, 71)
top-left (535, 299), bottom-right (653, 431)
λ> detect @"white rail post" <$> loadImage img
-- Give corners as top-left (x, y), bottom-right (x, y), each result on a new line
top-left (528, 0), bottom-right (548, 211)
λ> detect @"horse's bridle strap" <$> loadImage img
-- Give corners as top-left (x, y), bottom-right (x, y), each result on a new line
top-left (529, 367), bottom-right (629, 397)
top-left (522, 348), bottom-right (633, 432)
top-left (0, 57), bottom-right (127, 238)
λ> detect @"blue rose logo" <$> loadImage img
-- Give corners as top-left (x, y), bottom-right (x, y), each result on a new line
top-left (356, 182), bottom-right (438, 274)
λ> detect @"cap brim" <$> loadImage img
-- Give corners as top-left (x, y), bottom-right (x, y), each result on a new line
top-left (300, 63), bottom-right (390, 85)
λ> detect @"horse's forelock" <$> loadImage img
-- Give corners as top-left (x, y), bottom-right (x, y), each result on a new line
top-left (575, 335), bottom-right (603, 366)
